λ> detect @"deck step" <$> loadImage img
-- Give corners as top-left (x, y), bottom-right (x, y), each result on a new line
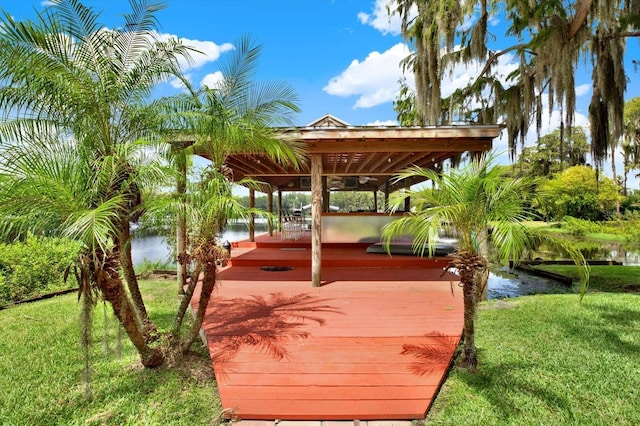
top-left (230, 257), bottom-right (447, 269)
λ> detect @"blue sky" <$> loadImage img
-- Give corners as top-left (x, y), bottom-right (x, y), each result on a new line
top-left (3, 0), bottom-right (410, 127)
top-left (3, 0), bottom-right (640, 182)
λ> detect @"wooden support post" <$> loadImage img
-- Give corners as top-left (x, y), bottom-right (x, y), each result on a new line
top-left (384, 180), bottom-right (390, 211)
top-left (278, 189), bottom-right (283, 234)
top-left (311, 154), bottom-right (323, 287)
top-left (267, 189), bottom-right (274, 236)
top-left (322, 176), bottom-right (329, 213)
top-left (249, 188), bottom-right (255, 242)
top-left (373, 189), bottom-right (378, 212)
top-left (404, 180), bottom-right (411, 212)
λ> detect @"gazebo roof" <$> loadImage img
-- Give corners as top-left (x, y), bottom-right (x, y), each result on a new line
top-left (218, 114), bottom-right (502, 193)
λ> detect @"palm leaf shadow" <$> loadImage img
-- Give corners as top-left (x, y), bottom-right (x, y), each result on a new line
top-left (206, 292), bottom-right (342, 367)
top-left (401, 332), bottom-right (460, 376)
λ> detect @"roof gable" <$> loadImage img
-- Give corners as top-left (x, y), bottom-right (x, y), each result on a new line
top-left (306, 114), bottom-right (350, 128)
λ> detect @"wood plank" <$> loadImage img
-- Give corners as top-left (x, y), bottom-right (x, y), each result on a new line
top-left (195, 239), bottom-right (464, 421)
top-left (212, 348), bottom-right (456, 364)
top-left (213, 361), bottom-right (450, 376)
top-left (280, 126), bottom-right (501, 143)
top-left (219, 385), bottom-right (438, 400)
top-left (216, 372), bottom-right (444, 386)
top-left (304, 139), bottom-right (491, 154)
top-left (220, 398), bottom-right (431, 420)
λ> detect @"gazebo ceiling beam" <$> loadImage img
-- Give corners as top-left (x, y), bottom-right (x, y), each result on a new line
top-left (331, 153), bottom-right (341, 174)
top-left (367, 153), bottom-right (396, 174)
top-left (230, 155), bottom-right (290, 176)
top-left (380, 152), bottom-right (417, 174)
top-left (354, 152), bottom-right (379, 174)
top-left (224, 158), bottom-right (255, 176)
top-left (343, 152), bottom-right (358, 174)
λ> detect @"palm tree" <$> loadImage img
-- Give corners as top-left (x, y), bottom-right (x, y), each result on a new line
top-left (0, 136), bottom-right (165, 367)
top-left (382, 153), bottom-right (588, 371)
top-left (167, 36), bottom-right (304, 352)
top-left (174, 169), bottom-right (266, 353)
top-left (0, 0), bottom-right (192, 366)
top-left (173, 35), bottom-right (304, 166)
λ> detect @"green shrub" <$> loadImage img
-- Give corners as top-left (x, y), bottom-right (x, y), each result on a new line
top-left (0, 235), bottom-right (81, 306)
top-left (561, 216), bottom-right (601, 236)
top-left (136, 257), bottom-right (177, 279)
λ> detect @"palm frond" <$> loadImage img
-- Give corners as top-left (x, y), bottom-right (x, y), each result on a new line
top-left (62, 196), bottom-right (124, 254)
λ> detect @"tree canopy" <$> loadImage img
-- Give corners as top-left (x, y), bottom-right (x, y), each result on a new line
top-left (393, 0), bottom-right (640, 165)
top-left (535, 165), bottom-right (621, 220)
top-left (513, 127), bottom-right (589, 177)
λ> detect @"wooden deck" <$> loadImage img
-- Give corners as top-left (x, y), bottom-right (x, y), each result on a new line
top-left (193, 232), bottom-right (463, 421)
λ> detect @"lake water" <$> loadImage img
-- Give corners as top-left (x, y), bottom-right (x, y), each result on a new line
top-left (131, 223), bottom-right (266, 266)
top-left (132, 229), bottom-right (639, 299)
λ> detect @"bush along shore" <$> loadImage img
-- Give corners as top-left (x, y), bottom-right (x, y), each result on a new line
top-left (0, 235), bottom-right (80, 308)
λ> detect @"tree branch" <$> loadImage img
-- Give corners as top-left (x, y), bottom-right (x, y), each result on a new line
top-left (468, 43), bottom-right (530, 90)
top-left (568, 0), bottom-right (592, 39)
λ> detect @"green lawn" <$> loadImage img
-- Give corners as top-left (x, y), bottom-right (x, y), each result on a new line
top-left (0, 281), bottom-right (221, 425)
top-left (427, 293), bottom-right (640, 425)
top-left (528, 220), bottom-right (634, 244)
top-left (537, 265), bottom-right (640, 292)
top-left (1, 279), bottom-right (639, 425)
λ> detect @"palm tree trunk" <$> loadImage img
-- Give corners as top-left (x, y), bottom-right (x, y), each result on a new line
top-left (176, 150), bottom-right (188, 295)
top-left (119, 224), bottom-right (157, 340)
top-left (97, 253), bottom-right (163, 368)
top-left (181, 262), bottom-right (216, 354)
top-left (454, 253), bottom-right (482, 371)
top-left (174, 264), bottom-right (202, 333)
top-left (461, 275), bottom-right (478, 371)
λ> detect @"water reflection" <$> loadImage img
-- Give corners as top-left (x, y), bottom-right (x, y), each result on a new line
top-left (530, 240), bottom-right (640, 265)
top-left (131, 223), bottom-right (268, 266)
top-left (132, 225), bottom-right (635, 299)
top-left (488, 267), bottom-right (571, 300)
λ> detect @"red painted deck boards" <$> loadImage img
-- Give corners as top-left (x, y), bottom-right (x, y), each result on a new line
top-left (195, 233), bottom-right (463, 421)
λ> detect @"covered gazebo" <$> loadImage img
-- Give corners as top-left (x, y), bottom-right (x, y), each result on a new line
top-left (214, 114), bottom-right (501, 287)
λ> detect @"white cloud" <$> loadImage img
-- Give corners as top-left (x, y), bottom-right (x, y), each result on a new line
top-left (323, 43), bottom-right (411, 108)
top-left (575, 83), bottom-right (591, 97)
top-left (358, 0), bottom-right (415, 36)
top-left (41, 1), bottom-right (55, 6)
top-left (324, 42), bottom-right (523, 111)
top-left (155, 32), bottom-right (234, 72)
top-left (367, 119), bottom-right (398, 126)
top-left (170, 74), bottom-right (190, 89)
top-left (201, 71), bottom-right (224, 89)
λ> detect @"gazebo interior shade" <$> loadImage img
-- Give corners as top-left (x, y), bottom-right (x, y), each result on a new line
top-left (199, 114), bottom-right (502, 192)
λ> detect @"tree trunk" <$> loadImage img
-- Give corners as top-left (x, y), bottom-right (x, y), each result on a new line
top-left (568, 0), bottom-right (593, 38)
top-left (612, 148), bottom-right (621, 216)
top-left (453, 253), bottom-right (481, 371)
top-left (176, 150), bottom-right (188, 295)
top-left (97, 253), bottom-right (163, 368)
top-left (182, 262), bottom-right (216, 354)
top-left (461, 275), bottom-right (478, 371)
top-left (119, 223), bottom-right (157, 340)
top-left (174, 264), bottom-right (201, 333)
